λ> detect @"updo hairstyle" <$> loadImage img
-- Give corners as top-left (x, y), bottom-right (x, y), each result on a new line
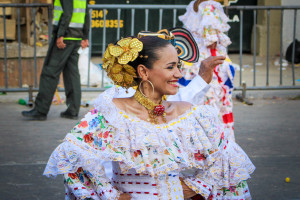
top-left (128, 36), bottom-right (171, 82)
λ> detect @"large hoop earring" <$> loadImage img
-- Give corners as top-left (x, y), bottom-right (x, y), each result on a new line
top-left (138, 80), bottom-right (154, 98)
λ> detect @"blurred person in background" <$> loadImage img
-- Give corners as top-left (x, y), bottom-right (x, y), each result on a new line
top-left (179, 0), bottom-right (236, 141)
top-left (22, 0), bottom-right (89, 120)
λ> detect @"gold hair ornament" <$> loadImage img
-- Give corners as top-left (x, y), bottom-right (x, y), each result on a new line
top-left (102, 37), bottom-right (143, 89)
top-left (139, 55), bottom-right (148, 59)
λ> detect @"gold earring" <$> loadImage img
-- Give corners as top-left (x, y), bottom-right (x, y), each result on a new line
top-left (138, 80), bottom-right (154, 97)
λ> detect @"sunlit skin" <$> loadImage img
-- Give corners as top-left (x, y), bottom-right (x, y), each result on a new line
top-left (113, 44), bottom-right (193, 125)
top-left (142, 43), bottom-right (183, 99)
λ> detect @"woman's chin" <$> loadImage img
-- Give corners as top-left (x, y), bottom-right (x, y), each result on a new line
top-left (165, 89), bottom-right (179, 96)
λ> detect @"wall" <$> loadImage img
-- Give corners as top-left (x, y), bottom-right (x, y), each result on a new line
top-left (282, 0), bottom-right (300, 55)
top-left (254, 0), bottom-right (281, 56)
top-left (0, 58), bottom-right (44, 88)
top-left (254, 0), bottom-right (299, 56)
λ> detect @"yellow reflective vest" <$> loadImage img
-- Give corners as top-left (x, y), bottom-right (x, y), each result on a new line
top-left (53, 0), bottom-right (87, 29)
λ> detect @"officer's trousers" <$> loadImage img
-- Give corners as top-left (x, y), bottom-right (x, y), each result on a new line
top-left (35, 37), bottom-right (81, 115)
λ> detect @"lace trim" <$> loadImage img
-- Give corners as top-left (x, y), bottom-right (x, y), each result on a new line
top-left (44, 134), bottom-right (212, 177)
top-left (208, 181), bottom-right (252, 200)
top-left (179, 0), bottom-right (230, 34)
top-left (200, 3), bottom-right (230, 30)
top-left (183, 177), bottom-right (212, 199)
top-left (184, 178), bottom-right (252, 200)
top-left (92, 86), bottom-right (223, 154)
top-left (93, 86), bottom-right (204, 128)
top-left (209, 192), bottom-right (251, 200)
top-left (45, 130), bottom-right (254, 188)
top-left (97, 188), bottom-right (121, 200)
top-left (65, 184), bottom-right (100, 200)
top-left (197, 143), bottom-right (255, 189)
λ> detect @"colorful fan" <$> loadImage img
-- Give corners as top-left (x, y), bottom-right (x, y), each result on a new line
top-left (169, 27), bottom-right (199, 63)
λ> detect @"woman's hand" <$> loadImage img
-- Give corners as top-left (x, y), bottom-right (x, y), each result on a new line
top-left (198, 56), bottom-right (225, 83)
top-left (118, 193), bottom-right (132, 200)
top-left (180, 178), bottom-right (197, 199)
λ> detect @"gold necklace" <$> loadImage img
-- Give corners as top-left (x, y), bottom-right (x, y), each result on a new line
top-left (134, 90), bottom-right (167, 124)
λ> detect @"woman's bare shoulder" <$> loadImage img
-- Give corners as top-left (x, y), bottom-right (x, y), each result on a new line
top-left (112, 98), bottom-right (132, 110)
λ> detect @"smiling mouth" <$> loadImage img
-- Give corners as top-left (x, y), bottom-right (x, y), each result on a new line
top-left (168, 81), bottom-right (179, 87)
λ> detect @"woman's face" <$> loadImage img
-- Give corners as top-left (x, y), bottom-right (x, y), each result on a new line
top-left (147, 44), bottom-right (183, 96)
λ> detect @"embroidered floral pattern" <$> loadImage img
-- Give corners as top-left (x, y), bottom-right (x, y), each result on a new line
top-left (78, 120), bottom-right (88, 128)
top-left (44, 87), bottom-right (255, 199)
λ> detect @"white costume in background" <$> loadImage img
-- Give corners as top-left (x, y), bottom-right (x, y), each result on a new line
top-left (179, 0), bottom-right (236, 141)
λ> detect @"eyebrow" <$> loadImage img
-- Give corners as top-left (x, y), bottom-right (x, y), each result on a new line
top-left (166, 61), bottom-right (177, 65)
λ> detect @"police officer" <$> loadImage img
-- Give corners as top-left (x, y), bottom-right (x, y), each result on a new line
top-left (22, 0), bottom-right (90, 120)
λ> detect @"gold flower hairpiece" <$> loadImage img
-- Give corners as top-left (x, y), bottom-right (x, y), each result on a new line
top-left (102, 37), bottom-right (143, 89)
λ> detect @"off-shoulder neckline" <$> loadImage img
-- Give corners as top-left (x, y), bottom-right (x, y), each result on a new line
top-left (110, 98), bottom-right (199, 127)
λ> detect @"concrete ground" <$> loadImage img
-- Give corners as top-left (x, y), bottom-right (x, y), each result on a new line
top-left (0, 90), bottom-right (300, 200)
top-left (229, 54), bottom-right (300, 88)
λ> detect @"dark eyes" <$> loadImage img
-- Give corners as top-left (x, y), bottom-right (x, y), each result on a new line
top-left (167, 61), bottom-right (183, 70)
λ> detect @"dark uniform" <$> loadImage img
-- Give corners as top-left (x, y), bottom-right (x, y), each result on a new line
top-left (22, 0), bottom-right (89, 120)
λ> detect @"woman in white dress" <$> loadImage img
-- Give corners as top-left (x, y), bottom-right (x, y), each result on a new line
top-left (179, 0), bottom-right (236, 141)
top-left (44, 31), bottom-right (254, 200)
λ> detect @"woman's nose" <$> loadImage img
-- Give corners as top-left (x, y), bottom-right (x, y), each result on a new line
top-left (174, 67), bottom-right (183, 79)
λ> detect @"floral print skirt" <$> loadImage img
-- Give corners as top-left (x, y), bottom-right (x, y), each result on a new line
top-left (207, 181), bottom-right (251, 200)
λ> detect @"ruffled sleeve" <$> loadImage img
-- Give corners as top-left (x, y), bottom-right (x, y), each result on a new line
top-left (181, 107), bottom-right (255, 199)
top-left (178, 1), bottom-right (202, 33)
top-left (63, 167), bottom-right (120, 200)
top-left (179, 0), bottom-right (232, 48)
top-left (200, 1), bottom-right (231, 47)
top-left (43, 109), bottom-right (121, 200)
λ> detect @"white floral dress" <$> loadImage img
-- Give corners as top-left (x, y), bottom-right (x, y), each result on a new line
top-left (179, 0), bottom-right (236, 141)
top-left (44, 87), bottom-right (255, 200)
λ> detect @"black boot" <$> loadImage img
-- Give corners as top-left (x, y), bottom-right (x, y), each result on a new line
top-left (22, 108), bottom-right (47, 120)
top-left (60, 110), bottom-right (78, 120)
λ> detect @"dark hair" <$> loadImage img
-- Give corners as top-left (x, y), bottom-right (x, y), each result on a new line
top-left (128, 36), bottom-right (171, 71)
